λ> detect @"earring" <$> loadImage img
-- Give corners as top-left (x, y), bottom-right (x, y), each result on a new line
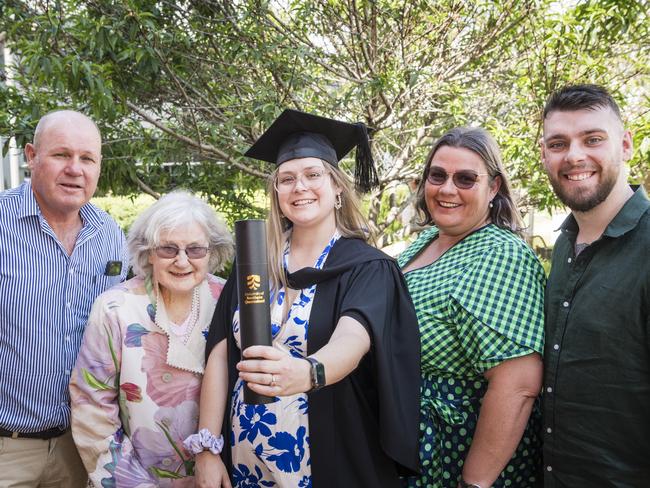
top-left (335, 194), bottom-right (342, 210)
top-left (489, 200), bottom-right (494, 208)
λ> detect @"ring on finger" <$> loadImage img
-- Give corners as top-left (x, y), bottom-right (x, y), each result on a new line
top-left (270, 374), bottom-right (277, 387)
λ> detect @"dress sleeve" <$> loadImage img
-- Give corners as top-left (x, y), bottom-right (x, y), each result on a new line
top-left (338, 258), bottom-right (421, 474)
top-left (449, 241), bottom-right (546, 373)
top-left (205, 268), bottom-right (237, 360)
top-left (70, 292), bottom-right (156, 487)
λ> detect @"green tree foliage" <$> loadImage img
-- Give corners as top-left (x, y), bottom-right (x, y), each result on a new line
top-left (1, 0), bottom-right (648, 244)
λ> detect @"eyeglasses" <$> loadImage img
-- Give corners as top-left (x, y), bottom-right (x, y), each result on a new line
top-left (154, 246), bottom-right (210, 259)
top-left (274, 168), bottom-right (330, 194)
top-left (426, 166), bottom-right (489, 190)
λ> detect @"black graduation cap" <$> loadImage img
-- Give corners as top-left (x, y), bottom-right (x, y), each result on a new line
top-left (244, 109), bottom-right (379, 192)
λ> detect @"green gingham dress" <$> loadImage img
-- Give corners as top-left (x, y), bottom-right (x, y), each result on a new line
top-left (398, 225), bottom-right (545, 488)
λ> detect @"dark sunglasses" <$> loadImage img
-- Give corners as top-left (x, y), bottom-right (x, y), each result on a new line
top-left (154, 246), bottom-right (209, 259)
top-left (426, 166), bottom-right (489, 190)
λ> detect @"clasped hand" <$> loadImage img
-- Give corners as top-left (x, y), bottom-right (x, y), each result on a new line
top-left (237, 345), bottom-right (312, 397)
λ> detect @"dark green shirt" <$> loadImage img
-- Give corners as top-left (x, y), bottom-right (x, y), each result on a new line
top-left (543, 186), bottom-right (650, 488)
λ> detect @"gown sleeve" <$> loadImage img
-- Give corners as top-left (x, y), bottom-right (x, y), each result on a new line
top-left (449, 240), bottom-right (546, 373)
top-left (70, 292), bottom-right (156, 487)
top-left (205, 268), bottom-right (237, 361)
top-left (338, 258), bottom-right (421, 474)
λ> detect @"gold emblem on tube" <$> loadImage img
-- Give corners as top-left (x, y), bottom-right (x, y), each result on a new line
top-left (244, 274), bottom-right (264, 304)
top-left (247, 274), bottom-right (261, 290)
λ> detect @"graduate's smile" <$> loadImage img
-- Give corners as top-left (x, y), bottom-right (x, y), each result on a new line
top-left (277, 158), bottom-right (339, 231)
top-left (291, 198), bottom-right (316, 207)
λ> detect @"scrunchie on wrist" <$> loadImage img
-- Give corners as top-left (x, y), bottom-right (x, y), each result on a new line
top-left (183, 428), bottom-right (224, 455)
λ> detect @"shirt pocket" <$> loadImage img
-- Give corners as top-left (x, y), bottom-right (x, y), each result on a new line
top-left (94, 272), bottom-right (123, 296)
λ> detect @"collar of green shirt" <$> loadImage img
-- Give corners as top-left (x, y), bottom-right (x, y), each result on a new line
top-left (559, 185), bottom-right (650, 239)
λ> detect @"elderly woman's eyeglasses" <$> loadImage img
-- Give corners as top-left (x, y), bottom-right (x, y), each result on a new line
top-left (426, 167), bottom-right (489, 190)
top-left (274, 168), bottom-right (329, 194)
top-left (154, 246), bottom-right (209, 259)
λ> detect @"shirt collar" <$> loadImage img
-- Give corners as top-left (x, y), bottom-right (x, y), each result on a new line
top-left (17, 180), bottom-right (106, 230)
top-left (560, 185), bottom-right (650, 238)
top-left (17, 181), bottom-right (41, 219)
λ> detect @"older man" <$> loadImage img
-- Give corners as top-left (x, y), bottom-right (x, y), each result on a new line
top-left (0, 110), bottom-right (127, 487)
top-left (540, 84), bottom-right (650, 486)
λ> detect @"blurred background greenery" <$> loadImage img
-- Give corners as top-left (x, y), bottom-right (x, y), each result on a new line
top-left (2, 0), bottom-right (648, 255)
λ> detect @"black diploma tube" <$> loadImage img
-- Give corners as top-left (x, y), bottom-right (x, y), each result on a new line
top-left (235, 219), bottom-right (274, 405)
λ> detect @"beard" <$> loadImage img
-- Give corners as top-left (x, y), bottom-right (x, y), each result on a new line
top-left (548, 168), bottom-right (619, 212)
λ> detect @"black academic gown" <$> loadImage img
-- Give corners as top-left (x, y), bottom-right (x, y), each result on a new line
top-left (206, 237), bottom-right (421, 487)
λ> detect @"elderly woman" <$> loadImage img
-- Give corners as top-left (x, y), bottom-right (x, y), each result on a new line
top-left (195, 109), bottom-right (420, 488)
top-left (70, 191), bottom-right (233, 487)
top-left (400, 128), bottom-right (545, 488)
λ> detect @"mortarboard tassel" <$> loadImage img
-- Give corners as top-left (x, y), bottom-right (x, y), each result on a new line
top-left (354, 123), bottom-right (380, 193)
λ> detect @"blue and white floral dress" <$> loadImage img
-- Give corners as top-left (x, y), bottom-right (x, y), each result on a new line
top-left (229, 232), bottom-right (340, 488)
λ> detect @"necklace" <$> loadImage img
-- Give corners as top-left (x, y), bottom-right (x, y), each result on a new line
top-left (156, 286), bottom-right (200, 346)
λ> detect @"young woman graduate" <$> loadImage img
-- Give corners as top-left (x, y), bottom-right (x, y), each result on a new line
top-left (192, 109), bottom-right (421, 488)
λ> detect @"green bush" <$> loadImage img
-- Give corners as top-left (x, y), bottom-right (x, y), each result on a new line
top-left (91, 194), bottom-right (157, 234)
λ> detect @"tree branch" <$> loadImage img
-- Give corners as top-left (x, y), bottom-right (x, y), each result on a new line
top-left (134, 174), bottom-right (161, 199)
top-left (125, 100), bottom-right (269, 179)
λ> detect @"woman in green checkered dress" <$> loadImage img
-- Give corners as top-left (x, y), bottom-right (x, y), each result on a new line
top-left (399, 128), bottom-right (545, 488)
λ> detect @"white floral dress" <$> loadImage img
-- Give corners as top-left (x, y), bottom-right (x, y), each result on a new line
top-left (229, 233), bottom-right (340, 488)
top-left (69, 275), bottom-right (225, 488)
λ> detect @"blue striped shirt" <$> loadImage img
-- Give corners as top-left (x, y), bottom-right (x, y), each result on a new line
top-left (0, 181), bottom-right (127, 432)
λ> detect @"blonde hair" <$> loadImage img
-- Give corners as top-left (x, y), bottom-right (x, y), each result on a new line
top-left (267, 164), bottom-right (370, 292)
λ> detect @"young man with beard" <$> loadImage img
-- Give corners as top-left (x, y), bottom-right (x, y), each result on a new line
top-left (540, 84), bottom-right (650, 487)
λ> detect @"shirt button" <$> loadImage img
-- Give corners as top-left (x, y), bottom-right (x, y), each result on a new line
top-left (547, 427), bottom-right (552, 434)
top-left (65, 335), bottom-right (71, 342)
top-left (562, 301), bottom-right (569, 308)
top-left (65, 369), bottom-right (70, 375)
top-left (547, 465), bottom-right (553, 472)
top-left (546, 386), bottom-right (553, 393)
top-left (161, 458), bottom-right (172, 467)
top-left (66, 302), bottom-right (71, 308)
top-left (553, 344), bottom-right (559, 350)
top-left (69, 268), bottom-right (74, 274)
top-left (162, 372), bottom-right (173, 383)
top-left (567, 257), bottom-right (572, 263)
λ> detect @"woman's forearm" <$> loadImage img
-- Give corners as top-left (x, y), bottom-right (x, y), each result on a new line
top-left (239, 315), bottom-right (371, 396)
top-left (199, 339), bottom-right (230, 434)
top-left (310, 315), bottom-right (371, 386)
top-left (460, 353), bottom-right (542, 487)
top-left (196, 339), bottom-right (232, 487)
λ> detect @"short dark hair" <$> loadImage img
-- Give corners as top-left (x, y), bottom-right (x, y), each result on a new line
top-left (543, 84), bottom-right (622, 120)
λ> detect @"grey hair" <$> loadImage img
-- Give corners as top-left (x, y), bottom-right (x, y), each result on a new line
top-left (127, 190), bottom-right (234, 278)
top-left (415, 127), bottom-right (523, 233)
